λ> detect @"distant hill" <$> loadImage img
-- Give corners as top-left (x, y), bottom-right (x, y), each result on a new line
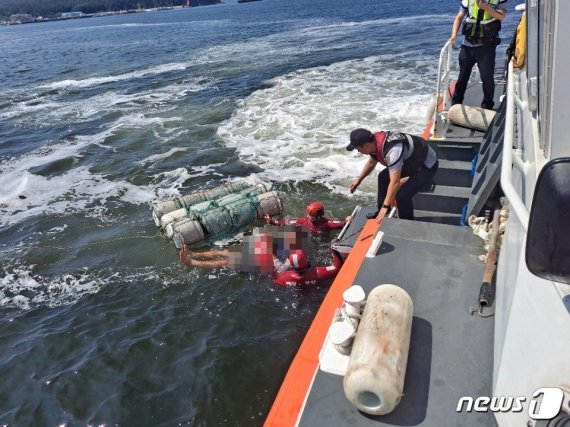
top-left (0, 0), bottom-right (220, 19)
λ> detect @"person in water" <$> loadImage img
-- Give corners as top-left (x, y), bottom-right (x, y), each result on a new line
top-left (179, 227), bottom-right (308, 273)
top-left (450, 0), bottom-right (508, 110)
top-left (265, 201), bottom-right (350, 233)
top-left (180, 229), bottom-right (342, 287)
top-left (347, 128), bottom-right (438, 223)
top-left (180, 232), bottom-right (275, 272)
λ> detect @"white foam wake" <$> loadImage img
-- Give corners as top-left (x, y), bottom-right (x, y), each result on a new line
top-left (1, 80), bottom-right (209, 130)
top-left (0, 129), bottom-right (218, 228)
top-left (0, 127), bottom-right (162, 228)
top-left (0, 267), bottom-right (102, 309)
top-left (218, 55), bottom-right (435, 195)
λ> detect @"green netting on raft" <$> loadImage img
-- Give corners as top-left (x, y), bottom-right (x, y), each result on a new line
top-left (186, 200), bottom-right (215, 218)
top-left (217, 186), bottom-right (265, 205)
top-left (185, 185), bottom-right (266, 218)
top-left (223, 197), bottom-right (260, 228)
top-left (176, 181), bottom-right (253, 210)
top-left (199, 197), bottom-right (260, 237)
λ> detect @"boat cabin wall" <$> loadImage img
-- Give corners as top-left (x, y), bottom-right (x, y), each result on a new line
top-left (546, 0), bottom-right (570, 159)
top-left (525, 0), bottom-right (570, 160)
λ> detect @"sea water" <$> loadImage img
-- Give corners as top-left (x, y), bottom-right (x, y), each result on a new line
top-left (0, 0), bottom-right (518, 424)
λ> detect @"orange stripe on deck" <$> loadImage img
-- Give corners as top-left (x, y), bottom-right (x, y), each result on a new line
top-left (264, 219), bottom-right (381, 427)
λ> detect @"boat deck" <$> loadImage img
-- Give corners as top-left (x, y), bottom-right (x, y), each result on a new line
top-left (300, 217), bottom-right (494, 426)
top-left (265, 71), bottom-right (506, 427)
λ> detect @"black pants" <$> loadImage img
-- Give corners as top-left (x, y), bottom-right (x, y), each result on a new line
top-left (452, 44), bottom-right (497, 110)
top-left (376, 162), bottom-right (439, 220)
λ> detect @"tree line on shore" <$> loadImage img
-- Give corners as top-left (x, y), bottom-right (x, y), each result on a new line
top-left (1, 0), bottom-right (220, 19)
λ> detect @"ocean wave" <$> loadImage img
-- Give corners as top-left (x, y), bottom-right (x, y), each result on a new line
top-left (218, 55), bottom-right (434, 192)
top-left (41, 62), bottom-right (191, 90)
top-left (1, 81), bottom-right (205, 131)
top-left (67, 19), bottom-right (231, 32)
top-left (0, 267), bottom-right (102, 309)
top-left (139, 147), bottom-right (190, 165)
top-left (0, 161), bottom-right (156, 228)
top-left (310, 13), bottom-right (456, 30)
top-left (0, 264), bottom-right (190, 310)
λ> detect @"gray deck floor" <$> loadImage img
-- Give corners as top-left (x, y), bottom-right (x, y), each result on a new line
top-left (300, 218), bottom-right (496, 427)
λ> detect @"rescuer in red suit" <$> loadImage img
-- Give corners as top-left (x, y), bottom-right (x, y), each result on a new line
top-left (265, 201), bottom-right (350, 233)
top-left (273, 249), bottom-right (343, 287)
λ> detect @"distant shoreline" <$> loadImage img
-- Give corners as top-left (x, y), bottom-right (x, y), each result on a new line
top-left (1, 3), bottom-right (221, 26)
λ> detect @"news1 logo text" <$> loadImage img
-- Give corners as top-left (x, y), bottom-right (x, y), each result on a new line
top-left (457, 387), bottom-right (566, 420)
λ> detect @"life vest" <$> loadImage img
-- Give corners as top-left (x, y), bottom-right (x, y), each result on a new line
top-left (373, 131), bottom-right (429, 177)
top-left (462, 0), bottom-right (502, 43)
top-left (273, 250), bottom-right (343, 287)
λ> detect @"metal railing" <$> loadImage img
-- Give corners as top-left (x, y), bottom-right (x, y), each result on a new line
top-left (431, 40), bottom-right (454, 139)
top-left (501, 60), bottom-right (530, 231)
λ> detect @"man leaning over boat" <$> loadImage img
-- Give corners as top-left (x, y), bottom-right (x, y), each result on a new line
top-left (347, 128), bottom-right (438, 223)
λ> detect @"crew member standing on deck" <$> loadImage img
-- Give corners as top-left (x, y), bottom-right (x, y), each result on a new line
top-left (347, 128), bottom-right (438, 223)
top-left (450, 0), bottom-right (508, 110)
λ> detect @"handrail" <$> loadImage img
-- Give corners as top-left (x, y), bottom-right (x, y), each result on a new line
top-left (501, 60), bottom-right (529, 231)
top-left (335, 205), bottom-right (360, 243)
top-left (432, 40), bottom-right (453, 139)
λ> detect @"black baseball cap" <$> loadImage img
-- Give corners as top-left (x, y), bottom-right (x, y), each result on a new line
top-left (346, 128), bottom-right (373, 151)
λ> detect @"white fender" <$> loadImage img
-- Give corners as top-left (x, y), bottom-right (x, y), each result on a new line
top-left (343, 284), bottom-right (413, 415)
top-left (448, 103), bottom-right (496, 132)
